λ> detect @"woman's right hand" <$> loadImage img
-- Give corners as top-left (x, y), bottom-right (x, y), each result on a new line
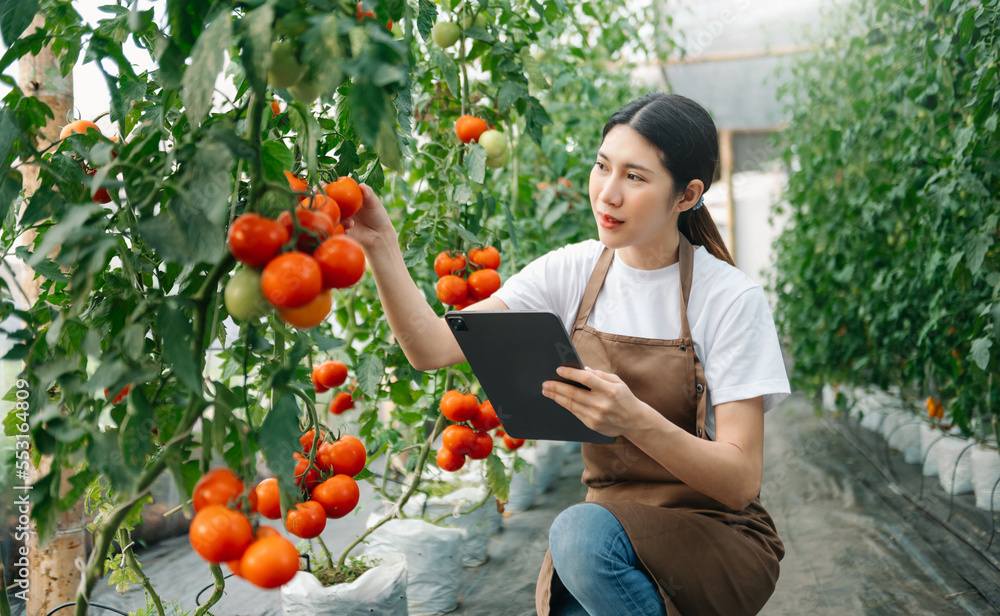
top-left (341, 183), bottom-right (396, 250)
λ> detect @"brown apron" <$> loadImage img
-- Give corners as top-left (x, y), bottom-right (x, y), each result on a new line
top-left (535, 235), bottom-right (784, 616)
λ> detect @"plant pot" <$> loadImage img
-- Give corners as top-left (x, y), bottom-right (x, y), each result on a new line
top-left (882, 413), bottom-right (921, 464)
top-left (501, 450), bottom-right (538, 512)
top-left (405, 486), bottom-right (502, 567)
top-left (971, 444), bottom-right (1000, 511)
top-left (364, 515), bottom-right (465, 615)
top-left (936, 436), bottom-right (976, 495)
top-left (858, 409), bottom-right (886, 433)
top-left (280, 552), bottom-right (407, 615)
top-left (920, 424), bottom-right (943, 477)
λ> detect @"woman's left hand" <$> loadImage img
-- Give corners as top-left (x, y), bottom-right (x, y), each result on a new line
top-left (541, 366), bottom-right (653, 438)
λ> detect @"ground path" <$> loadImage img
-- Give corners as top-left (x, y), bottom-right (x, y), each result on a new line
top-left (18, 392), bottom-right (1000, 615)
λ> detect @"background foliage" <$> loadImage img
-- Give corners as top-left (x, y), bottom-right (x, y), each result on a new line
top-left (771, 0), bottom-right (999, 437)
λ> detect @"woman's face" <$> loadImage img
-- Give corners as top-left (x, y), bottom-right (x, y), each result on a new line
top-left (588, 124), bottom-right (682, 269)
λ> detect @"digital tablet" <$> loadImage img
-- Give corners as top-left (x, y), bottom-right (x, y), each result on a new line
top-left (445, 310), bottom-right (615, 444)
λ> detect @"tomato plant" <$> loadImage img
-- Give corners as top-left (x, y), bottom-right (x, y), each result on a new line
top-left (0, 0), bottom-right (656, 611)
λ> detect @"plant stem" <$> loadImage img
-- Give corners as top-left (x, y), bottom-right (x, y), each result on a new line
top-left (191, 565), bottom-right (226, 616)
top-left (431, 484), bottom-right (493, 525)
top-left (334, 412), bottom-right (447, 570)
top-left (316, 535), bottom-right (334, 567)
top-left (246, 92), bottom-right (267, 213)
top-left (118, 528), bottom-right (165, 616)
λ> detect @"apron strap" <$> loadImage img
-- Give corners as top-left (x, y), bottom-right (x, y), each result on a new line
top-left (572, 247), bottom-right (615, 333)
top-left (678, 234), bottom-right (695, 341)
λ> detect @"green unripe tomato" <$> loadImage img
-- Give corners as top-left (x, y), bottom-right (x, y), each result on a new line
top-left (225, 269), bottom-right (272, 321)
top-left (268, 41), bottom-right (306, 90)
top-left (288, 78), bottom-right (320, 105)
top-left (462, 12), bottom-right (488, 30)
top-left (432, 21), bottom-right (461, 48)
top-left (478, 129), bottom-right (508, 159)
top-left (485, 148), bottom-right (509, 169)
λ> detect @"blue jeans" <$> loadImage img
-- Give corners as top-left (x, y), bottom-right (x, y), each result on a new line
top-left (549, 503), bottom-right (667, 616)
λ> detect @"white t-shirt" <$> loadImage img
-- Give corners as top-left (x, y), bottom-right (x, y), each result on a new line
top-left (492, 239), bottom-right (791, 440)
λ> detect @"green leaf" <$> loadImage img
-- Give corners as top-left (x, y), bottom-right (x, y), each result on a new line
top-left (417, 0), bottom-right (438, 42)
top-left (259, 392), bottom-right (301, 488)
top-left (0, 0), bottom-right (39, 48)
top-left (87, 429), bottom-right (138, 496)
top-left (156, 303), bottom-right (201, 394)
top-left (355, 353), bottom-right (386, 398)
top-left (182, 14), bottom-right (231, 126)
top-left (239, 1), bottom-right (274, 95)
top-left (432, 50), bottom-right (460, 97)
top-left (497, 81), bottom-right (526, 112)
top-left (335, 140), bottom-right (360, 178)
top-left (465, 144), bottom-right (487, 183)
top-left (519, 46), bottom-right (548, 90)
top-left (261, 140), bottom-right (294, 184)
top-left (301, 15), bottom-right (344, 100)
top-left (970, 337), bottom-right (992, 371)
top-left (485, 453), bottom-right (509, 504)
top-left (524, 97), bottom-right (552, 147)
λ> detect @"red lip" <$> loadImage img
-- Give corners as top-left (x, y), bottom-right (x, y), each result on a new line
top-left (598, 213), bottom-right (623, 229)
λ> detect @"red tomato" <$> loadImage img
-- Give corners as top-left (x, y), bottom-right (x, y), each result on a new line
top-left (240, 535), bottom-right (300, 589)
top-left (312, 475), bottom-right (360, 518)
top-left (468, 246), bottom-right (501, 270)
top-left (228, 214), bottom-right (290, 268)
top-left (502, 433), bottom-right (525, 451)
top-left (442, 424), bottom-right (476, 456)
top-left (329, 435), bottom-right (367, 477)
top-left (313, 235), bottom-right (366, 289)
top-left (436, 447), bottom-right (466, 472)
top-left (276, 208), bottom-right (335, 253)
top-left (192, 469), bottom-right (256, 513)
top-left (314, 360), bottom-right (349, 389)
top-left (439, 390), bottom-right (479, 422)
top-left (285, 500), bottom-right (327, 539)
top-left (434, 251), bottom-right (467, 278)
top-left (329, 391), bottom-right (355, 415)
top-left (293, 453), bottom-right (321, 491)
top-left (255, 478), bottom-right (282, 520)
top-left (189, 505), bottom-right (254, 564)
top-left (467, 268), bottom-right (501, 300)
top-left (260, 252), bottom-right (322, 309)
top-left (466, 430), bottom-right (494, 460)
top-left (470, 400), bottom-right (502, 431)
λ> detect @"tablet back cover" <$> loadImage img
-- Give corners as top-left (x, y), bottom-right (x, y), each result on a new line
top-left (446, 310), bottom-right (614, 443)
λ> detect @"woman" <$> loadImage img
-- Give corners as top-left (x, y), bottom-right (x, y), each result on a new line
top-left (345, 92), bottom-right (789, 616)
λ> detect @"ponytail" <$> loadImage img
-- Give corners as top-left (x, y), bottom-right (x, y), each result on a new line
top-left (679, 207), bottom-right (734, 266)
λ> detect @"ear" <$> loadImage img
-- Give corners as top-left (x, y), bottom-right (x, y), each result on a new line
top-left (676, 180), bottom-right (705, 213)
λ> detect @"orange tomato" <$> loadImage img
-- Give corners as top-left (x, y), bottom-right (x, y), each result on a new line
top-left (468, 246), bottom-right (501, 270)
top-left (455, 115), bottom-right (488, 143)
top-left (59, 119), bottom-right (101, 140)
top-left (314, 361), bottom-right (349, 389)
top-left (313, 235), bottom-right (366, 289)
top-left (193, 469), bottom-right (256, 513)
top-left (436, 275), bottom-right (468, 305)
top-left (329, 391), bottom-right (355, 415)
top-left (467, 268), bottom-right (501, 300)
top-left (442, 424), bottom-right (476, 456)
top-left (285, 500), bottom-right (327, 539)
top-left (440, 390), bottom-right (479, 422)
top-left (239, 534), bottom-right (300, 589)
top-left (189, 505), bottom-right (254, 564)
top-left (324, 176), bottom-right (364, 219)
top-left (228, 213), bottom-right (290, 268)
top-left (255, 478), bottom-right (282, 520)
top-left (277, 289), bottom-right (332, 329)
top-left (260, 252), bottom-right (322, 309)
top-left (312, 475), bottom-right (360, 519)
top-left (277, 207), bottom-right (335, 253)
top-left (436, 447), bottom-right (466, 472)
top-left (434, 251), bottom-right (467, 277)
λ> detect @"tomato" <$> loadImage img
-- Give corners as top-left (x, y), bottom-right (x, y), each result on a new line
top-left (225, 269), bottom-right (272, 321)
top-left (314, 361), bottom-right (349, 389)
top-left (85, 169), bottom-right (112, 203)
top-left (189, 505), bottom-right (254, 563)
top-left (330, 435), bottom-right (366, 477)
top-left (486, 147), bottom-right (509, 169)
top-left (442, 424), bottom-right (476, 456)
top-left (313, 235), bottom-right (366, 289)
top-left (293, 453), bottom-right (321, 491)
top-left (277, 208), bottom-right (335, 253)
top-left (323, 177), bottom-right (364, 219)
top-left (312, 475), bottom-right (360, 519)
top-left (470, 400), bottom-right (502, 431)
top-left (284, 170), bottom-right (309, 198)
top-left (454, 297), bottom-right (478, 310)
top-left (260, 252), bottom-right (322, 309)
top-left (356, 1), bottom-right (376, 20)
top-left (59, 119), bottom-right (100, 140)
top-left (436, 275), bottom-right (468, 305)
top-left (436, 447), bottom-right (466, 472)
top-left (300, 194), bottom-right (341, 226)
top-left (468, 246), bottom-right (501, 270)
top-left (440, 390), bottom-right (479, 422)
top-left (316, 441), bottom-right (337, 473)
top-left (467, 429), bottom-right (494, 460)
top-left (502, 433), bottom-right (525, 451)
top-left (268, 41), bottom-right (305, 90)
top-left (434, 251), bottom-right (467, 277)
top-left (478, 130), bottom-right (507, 159)
top-left (239, 535), bottom-right (300, 589)
top-left (285, 500), bottom-right (327, 539)
top-left (104, 384), bottom-right (131, 405)
top-left (227, 526), bottom-right (280, 578)
top-left (277, 289), bottom-right (331, 329)
top-left (300, 429), bottom-right (327, 453)
top-left (270, 101), bottom-right (281, 117)
top-left (329, 391), bottom-right (355, 415)
top-left (193, 469), bottom-right (256, 513)
top-left (432, 21), bottom-right (461, 48)
top-left (462, 12), bottom-right (489, 30)
top-left (228, 213), bottom-right (290, 268)
top-left (467, 268), bottom-right (501, 300)
top-left (455, 115), bottom-right (488, 144)
top-left (255, 478), bottom-right (282, 520)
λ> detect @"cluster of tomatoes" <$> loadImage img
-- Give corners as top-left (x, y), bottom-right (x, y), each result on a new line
top-left (225, 174), bottom-right (366, 329)
top-left (454, 114), bottom-right (509, 169)
top-left (435, 390), bottom-right (525, 473)
top-left (926, 396), bottom-right (946, 421)
top-left (312, 360), bottom-right (356, 415)
top-left (434, 247), bottom-right (502, 309)
top-left (60, 119), bottom-right (118, 204)
top-left (187, 431), bottom-right (368, 589)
